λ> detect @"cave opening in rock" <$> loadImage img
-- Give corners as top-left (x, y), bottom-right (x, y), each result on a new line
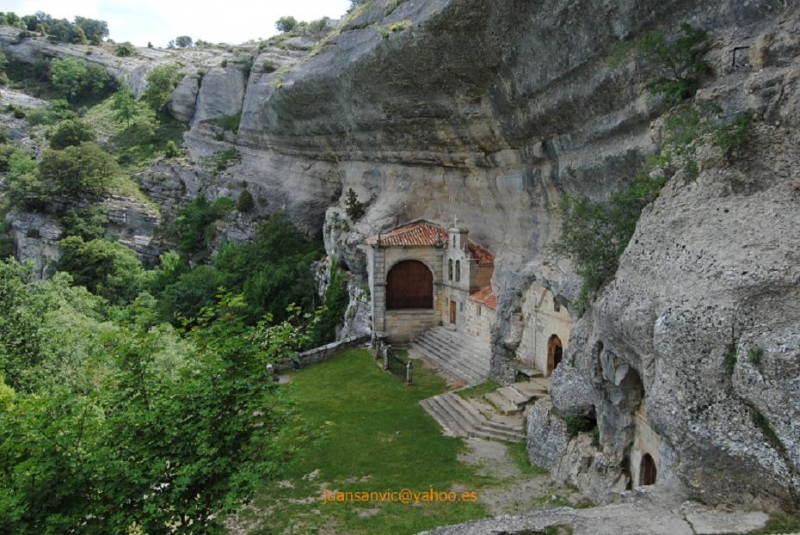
top-left (640, 453), bottom-right (657, 486)
top-left (547, 334), bottom-right (563, 375)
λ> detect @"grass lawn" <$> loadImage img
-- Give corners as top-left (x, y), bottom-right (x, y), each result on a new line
top-left (238, 348), bottom-right (495, 535)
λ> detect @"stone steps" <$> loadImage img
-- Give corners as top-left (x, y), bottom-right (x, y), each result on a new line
top-left (420, 392), bottom-right (525, 443)
top-left (484, 379), bottom-right (551, 415)
top-left (410, 326), bottom-right (490, 385)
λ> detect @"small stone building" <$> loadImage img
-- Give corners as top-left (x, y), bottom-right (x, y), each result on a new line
top-left (515, 281), bottom-right (574, 376)
top-left (364, 219), bottom-right (495, 343)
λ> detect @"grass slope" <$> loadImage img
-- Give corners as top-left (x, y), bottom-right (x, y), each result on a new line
top-left (242, 348), bottom-right (493, 534)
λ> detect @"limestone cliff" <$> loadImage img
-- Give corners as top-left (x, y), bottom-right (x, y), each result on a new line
top-left (2, 0), bottom-right (799, 512)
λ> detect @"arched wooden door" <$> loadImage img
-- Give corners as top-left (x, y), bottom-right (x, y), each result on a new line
top-left (640, 454), bottom-right (657, 486)
top-left (386, 260), bottom-right (433, 309)
top-left (547, 334), bottom-right (563, 375)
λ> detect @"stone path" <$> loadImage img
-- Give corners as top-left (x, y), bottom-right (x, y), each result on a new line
top-left (418, 495), bottom-right (773, 535)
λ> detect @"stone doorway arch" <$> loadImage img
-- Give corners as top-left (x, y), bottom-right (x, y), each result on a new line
top-left (640, 453), bottom-right (657, 486)
top-left (547, 334), bottom-right (563, 375)
top-left (386, 260), bottom-right (433, 310)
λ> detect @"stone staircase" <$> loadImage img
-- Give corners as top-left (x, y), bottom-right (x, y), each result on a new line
top-left (484, 377), bottom-right (551, 415)
top-left (420, 375), bottom-right (551, 443)
top-left (409, 326), bottom-right (490, 385)
top-left (420, 392), bottom-right (526, 442)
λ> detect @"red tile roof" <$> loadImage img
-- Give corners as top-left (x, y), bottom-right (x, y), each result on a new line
top-left (365, 219), bottom-right (494, 265)
top-left (469, 286), bottom-right (496, 310)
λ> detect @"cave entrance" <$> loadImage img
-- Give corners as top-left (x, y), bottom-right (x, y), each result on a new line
top-left (547, 334), bottom-right (563, 375)
top-left (386, 260), bottom-right (433, 310)
top-left (640, 453), bottom-right (657, 486)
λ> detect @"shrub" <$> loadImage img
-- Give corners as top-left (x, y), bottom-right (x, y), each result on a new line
top-left (115, 42), bottom-right (136, 57)
top-left (723, 344), bottom-right (737, 374)
top-left (175, 35), bottom-right (192, 48)
top-left (236, 189), bottom-right (254, 213)
top-left (57, 236), bottom-right (146, 304)
top-left (39, 142), bottom-right (118, 196)
top-left (47, 118), bottom-right (97, 149)
top-left (165, 140), bottom-right (180, 158)
top-left (553, 173), bottom-right (666, 306)
top-left (140, 63), bottom-right (181, 118)
top-left (713, 110), bottom-right (754, 158)
top-left (26, 99), bottom-right (75, 126)
top-left (215, 148), bottom-right (240, 172)
top-left (61, 206), bottom-right (108, 240)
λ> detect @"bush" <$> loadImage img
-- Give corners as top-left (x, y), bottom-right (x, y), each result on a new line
top-left (57, 236), bottom-right (146, 304)
top-left (26, 99), bottom-right (75, 126)
top-left (39, 142), bottom-right (118, 196)
top-left (236, 188), bottom-right (254, 213)
top-left (713, 110), bottom-right (754, 158)
top-left (165, 140), bottom-right (180, 158)
top-left (50, 57), bottom-right (114, 103)
top-left (140, 64), bottom-right (181, 118)
top-left (170, 195), bottom-right (231, 260)
top-left (175, 35), bottom-right (192, 48)
top-left (47, 118), bottom-right (96, 149)
top-left (115, 42), bottom-right (136, 57)
top-left (61, 206), bottom-right (108, 240)
top-left (553, 173), bottom-right (666, 306)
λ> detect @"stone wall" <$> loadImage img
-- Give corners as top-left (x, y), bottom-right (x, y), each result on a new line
top-left (287, 335), bottom-right (370, 368)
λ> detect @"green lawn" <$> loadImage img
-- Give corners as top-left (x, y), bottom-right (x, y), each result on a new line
top-left (238, 348), bottom-right (494, 535)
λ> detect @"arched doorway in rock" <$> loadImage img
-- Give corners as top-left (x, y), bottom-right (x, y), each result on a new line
top-left (386, 260), bottom-right (433, 309)
top-left (640, 453), bottom-right (657, 486)
top-left (547, 334), bottom-right (563, 375)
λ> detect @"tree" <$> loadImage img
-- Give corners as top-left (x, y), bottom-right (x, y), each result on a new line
top-left (57, 236), bottom-right (146, 303)
top-left (111, 81), bottom-right (137, 126)
top-left (45, 18), bottom-right (86, 44)
top-left (345, 187), bottom-right (365, 220)
top-left (49, 57), bottom-right (113, 103)
top-left (61, 206), bottom-right (108, 240)
top-left (140, 63), bottom-right (181, 118)
top-left (609, 23), bottom-right (708, 104)
top-left (38, 142), bottom-right (118, 196)
top-left (307, 17), bottom-right (330, 41)
top-left (175, 35), bottom-right (192, 48)
top-left (276, 16), bottom-right (298, 33)
top-left (74, 16), bottom-right (108, 45)
top-left (46, 118), bottom-right (96, 150)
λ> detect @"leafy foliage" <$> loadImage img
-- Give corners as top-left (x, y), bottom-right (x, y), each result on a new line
top-left (140, 63), bottom-right (182, 118)
top-left (312, 259), bottom-right (350, 345)
top-left (49, 57), bottom-right (114, 103)
top-left (73, 16), bottom-right (108, 44)
top-left (57, 236), bottom-right (147, 303)
top-left (46, 118), bottom-right (96, 149)
top-left (175, 35), bottom-right (193, 48)
top-left (39, 142), bottom-right (118, 196)
top-left (60, 206), bottom-right (108, 240)
top-left (713, 110), bottom-right (754, 157)
top-left (114, 41), bottom-right (136, 57)
top-left (170, 194), bottom-right (232, 260)
top-left (236, 188), bottom-right (254, 213)
top-left (345, 187), bottom-right (366, 220)
top-left (609, 23), bottom-right (708, 104)
top-left (553, 174), bottom-right (667, 307)
top-left (276, 16), bottom-right (298, 33)
top-left (0, 260), bottom-right (307, 532)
